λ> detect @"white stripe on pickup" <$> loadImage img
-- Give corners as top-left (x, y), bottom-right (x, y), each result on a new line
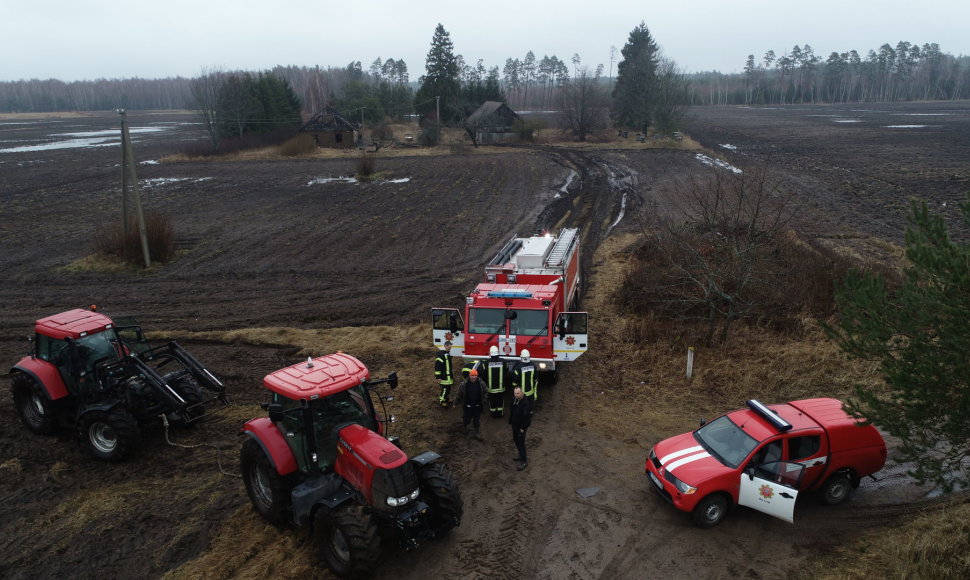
top-left (659, 445), bottom-right (705, 466)
top-left (666, 451), bottom-right (711, 472)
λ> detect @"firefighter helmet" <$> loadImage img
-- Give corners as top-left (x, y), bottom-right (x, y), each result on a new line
top-left (489, 345), bottom-right (499, 356)
top-left (520, 349), bottom-right (531, 362)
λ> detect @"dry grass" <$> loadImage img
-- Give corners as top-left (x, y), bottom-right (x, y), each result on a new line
top-left (799, 495), bottom-right (970, 580)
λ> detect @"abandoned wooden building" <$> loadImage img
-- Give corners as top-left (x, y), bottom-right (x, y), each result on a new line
top-left (299, 106), bottom-right (359, 149)
top-left (465, 101), bottom-right (521, 145)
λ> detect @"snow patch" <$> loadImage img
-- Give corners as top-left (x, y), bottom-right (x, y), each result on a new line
top-left (719, 143), bottom-right (738, 150)
top-left (884, 125), bottom-right (930, 129)
top-left (384, 177), bottom-right (410, 184)
top-left (140, 177), bottom-right (212, 188)
top-left (834, 119), bottom-right (862, 123)
top-left (694, 153), bottom-right (742, 174)
top-left (308, 177), bottom-right (359, 186)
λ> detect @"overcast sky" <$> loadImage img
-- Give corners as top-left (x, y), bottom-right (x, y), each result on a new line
top-left (3, 0), bottom-right (968, 82)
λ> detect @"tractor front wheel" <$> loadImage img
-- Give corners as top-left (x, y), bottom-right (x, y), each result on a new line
top-left (315, 503), bottom-right (382, 578)
top-left (11, 373), bottom-right (58, 434)
top-left (77, 408), bottom-right (140, 462)
top-left (417, 462), bottom-right (463, 535)
top-left (240, 437), bottom-right (292, 525)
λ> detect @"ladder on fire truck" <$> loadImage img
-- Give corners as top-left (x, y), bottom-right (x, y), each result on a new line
top-left (545, 228), bottom-right (578, 269)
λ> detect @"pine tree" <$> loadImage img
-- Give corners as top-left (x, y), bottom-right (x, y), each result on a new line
top-left (828, 196), bottom-right (970, 491)
top-left (414, 23), bottom-right (462, 125)
top-left (611, 21), bottom-right (660, 133)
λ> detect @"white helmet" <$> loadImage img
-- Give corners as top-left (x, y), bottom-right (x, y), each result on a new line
top-left (520, 349), bottom-right (530, 362)
top-left (489, 345), bottom-right (499, 356)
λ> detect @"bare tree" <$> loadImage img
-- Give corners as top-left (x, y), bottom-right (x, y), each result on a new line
top-left (558, 66), bottom-right (609, 141)
top-left (639, 159), bottom-right (799, 345)
top-left (653, 58), bottom-right (689, 133)
top-left (190, 67), bottom-right (225, 147)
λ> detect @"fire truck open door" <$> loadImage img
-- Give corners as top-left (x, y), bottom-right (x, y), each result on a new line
top-left (431, 308), bottom-right (465, 355)
top-left (738, 461), bottom-right (803, 524)
top-left (552, 312), bottom-right (588, 362)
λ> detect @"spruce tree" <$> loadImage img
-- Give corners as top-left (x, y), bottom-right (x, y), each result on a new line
top-left (829, 196), bottom-right (970, 491)
top-left (414, 24), bottom-right (462, 125)
top-left (611, 21), bottom-right (660, 133)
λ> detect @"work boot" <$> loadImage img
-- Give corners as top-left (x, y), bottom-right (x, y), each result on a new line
top-left (517, 459), bottom-right (528, 471)
top-left (473, 427), bottom-right (484, 441)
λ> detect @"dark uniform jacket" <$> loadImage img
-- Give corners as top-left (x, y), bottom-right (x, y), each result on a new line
top-left (509, 396), bottom-right (533, 430)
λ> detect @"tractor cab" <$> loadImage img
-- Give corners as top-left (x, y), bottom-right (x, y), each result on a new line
top-left (268, 382), bottom-right (382, 474)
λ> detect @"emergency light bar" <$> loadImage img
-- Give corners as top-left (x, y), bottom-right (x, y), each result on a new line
top-left (746, 399), bottom-right (793, 432)
top-left (487, 290), bottom-right (533, 299)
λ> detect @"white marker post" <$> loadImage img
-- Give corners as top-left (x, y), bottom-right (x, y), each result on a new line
top-left (686, 346), bottom-right (695, 379)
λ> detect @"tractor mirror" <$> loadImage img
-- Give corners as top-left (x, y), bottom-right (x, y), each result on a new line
top-left (388, 372), bottom-right (398, 390)
top-left (267, 403), bottom-right (284, 422)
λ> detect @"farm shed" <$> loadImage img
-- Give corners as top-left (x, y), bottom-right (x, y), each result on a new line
top-left (299, 106), bottom-right (359, 149)
top-left (465, 101), bottom-right (521, 145)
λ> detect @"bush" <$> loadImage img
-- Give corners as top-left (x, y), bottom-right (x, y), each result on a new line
top-left (418, 124), bottom-right (440, 147)
top-left (371, 122), bottom-right (394, 141)
top-left (356, 153), bottom-right (376, 180)
top-left (94, 211), bottom-right (175, 266)
top-left (513, 118), bottom-right (546, 143)
top-left (180, 126), bottom-right (301, 158)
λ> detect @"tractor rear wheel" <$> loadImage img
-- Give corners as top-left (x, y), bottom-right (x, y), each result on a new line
top-left (11, 373), bottom-right (57, 434)
top-left (417, 462), bottom-right (463, 535)
top-left (77, 407), bottom-right (140, 462)
top-left (240, 437), bottom-right (292, 525)
top-left (315, 503), bottom-right (382, 578)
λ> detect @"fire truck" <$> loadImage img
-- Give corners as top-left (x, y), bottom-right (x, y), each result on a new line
top-left (432, 228), bottom-right (588, 378)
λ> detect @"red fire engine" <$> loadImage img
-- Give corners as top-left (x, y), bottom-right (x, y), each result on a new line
top-left (432, 228), bottom-right (588, 377)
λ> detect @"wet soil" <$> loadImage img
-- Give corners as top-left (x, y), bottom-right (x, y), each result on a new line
top-left (2, 103), bottom-right (966, 579)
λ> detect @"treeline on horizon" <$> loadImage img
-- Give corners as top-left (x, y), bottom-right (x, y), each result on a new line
top-left (1, 40), bottom-right (968, 114)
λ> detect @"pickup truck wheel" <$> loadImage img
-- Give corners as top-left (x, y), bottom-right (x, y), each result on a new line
top-left (240, 437), bottom-right (292, 525)
top-left (11, 373), bottom-right (58, 434)
top-left (821, 473), bottom-right (852, 505)
top-left (692, 494), bottom-right (729, 528)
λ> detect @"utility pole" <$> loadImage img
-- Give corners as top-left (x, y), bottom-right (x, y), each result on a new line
top-left (436, 96), bottom-right (440, 125)
top-left (119, 109), bottom-right (151, 268)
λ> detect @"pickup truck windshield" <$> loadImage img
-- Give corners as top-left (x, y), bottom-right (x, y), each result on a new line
top-left (694, 415), bottom-right (759, 469)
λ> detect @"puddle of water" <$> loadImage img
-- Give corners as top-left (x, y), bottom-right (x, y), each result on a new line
top-left (695, 153), bottom-right (742, 174)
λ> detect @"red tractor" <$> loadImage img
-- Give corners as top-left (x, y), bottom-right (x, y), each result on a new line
top-left (240, 353), bottom-right (462, 578)
top-left (9, 308), bottom-right (229, 461)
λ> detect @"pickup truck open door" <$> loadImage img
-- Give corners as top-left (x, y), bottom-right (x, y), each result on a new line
top-left (738, 461), bottom-right (804, 524)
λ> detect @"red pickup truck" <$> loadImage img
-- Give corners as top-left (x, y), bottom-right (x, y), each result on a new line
top-left (644, 398), bottom-right (887, 527)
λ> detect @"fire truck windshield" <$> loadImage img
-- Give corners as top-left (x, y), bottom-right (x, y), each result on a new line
top-left (694, 415), bottom-right (759, 468)
top-left (469, 308), bottom-right (507, 334)
top-left (509, 309), bottom-right (548, 336)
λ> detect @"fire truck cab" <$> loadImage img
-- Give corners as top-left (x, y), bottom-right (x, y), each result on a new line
top-left (432, 228), bottom-right (588, 375)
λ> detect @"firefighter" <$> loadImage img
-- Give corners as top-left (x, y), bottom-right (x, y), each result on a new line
top-left (435, 341), bottom-right (454, 408)
top-left (485, 345), bottom-right (507, 417)
top-left (511, 349), bottom-right (538, 406)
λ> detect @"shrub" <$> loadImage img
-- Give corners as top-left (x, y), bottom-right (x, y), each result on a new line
top-left (356, 153), bottom-right (376, 180)
top-left (418, 124), bottom-right (440, 147)
top-left (278, 134), bottom-right (317, 156)
top-left (94, 211), bottom-right (175, 266)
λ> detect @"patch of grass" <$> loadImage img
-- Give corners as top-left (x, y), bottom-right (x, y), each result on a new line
top-left (798, 494), bottom-right (970, 580)
top-left (93, 211), bottom-right (175, 266)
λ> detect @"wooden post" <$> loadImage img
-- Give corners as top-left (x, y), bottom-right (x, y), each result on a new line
top-left (119, 110), bottom-right (129, 234)
top-left (686, 346), bottom-right (695, 379)
top-left (119, 110), bottom-right (151, 268)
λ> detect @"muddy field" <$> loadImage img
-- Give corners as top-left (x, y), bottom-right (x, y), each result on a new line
top-left (1, 102), bottom-right (968, 579)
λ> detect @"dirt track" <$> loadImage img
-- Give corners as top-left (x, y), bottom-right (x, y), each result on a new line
top-left (2, 104), bottom-right (967, 579)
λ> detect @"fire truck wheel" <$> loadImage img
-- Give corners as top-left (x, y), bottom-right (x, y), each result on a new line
top-left (77, 408), bottom-right (140, 462)
top-left (165, 375), bottom-right (206, 428)
top-left (417, 462), bottom-right (464, 535)
top-left (315, 503), bottom-right (381, 578)
top-left (691, 494), bottom-right (729, 528)
top-left (11, 373), bottom-right (58, 435)
top-left (240, 438), bottom-right (292, 525)
top-left (820, 473), bottom-right (853, 505)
